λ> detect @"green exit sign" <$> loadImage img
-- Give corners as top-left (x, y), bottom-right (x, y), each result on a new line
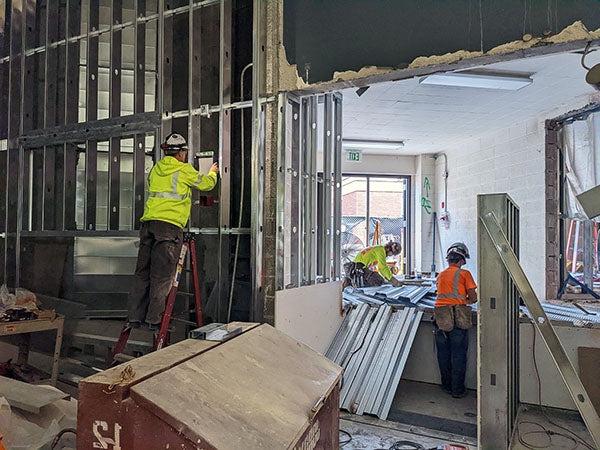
top-left (346, 150), bottom-right (362, 162)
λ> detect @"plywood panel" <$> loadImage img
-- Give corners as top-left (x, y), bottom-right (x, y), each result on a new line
top-left (130, 324), bottom-right (342, 450)
top-left (274, 281), bottom-right (343, 353)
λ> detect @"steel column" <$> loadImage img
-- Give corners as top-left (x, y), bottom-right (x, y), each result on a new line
top-left (332, 93), bottom-right (342, 279)
top-left (321, 93), bottom-right (333, 281)
top-left (477, 193), bottom-right (520, 448)
top-left (6, 0), bottom-right (24, 286)
top-left (249, 0), bottom-right (264, 319)
top-left (308, 96), bottom-right (317, 283)
top-left (479, 201), bottom-right (600, 449)
top-left (289, 98), bottom-right (300, 287)
top-left (108, 1), bottom-right (122, 230)
top-left (275, 94), bottom-right (286, 290)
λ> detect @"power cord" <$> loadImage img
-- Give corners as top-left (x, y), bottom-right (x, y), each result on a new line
top-left (516, 323), bottom-right (594, 450)
top-left (340, 429), bottom-right (353, 447)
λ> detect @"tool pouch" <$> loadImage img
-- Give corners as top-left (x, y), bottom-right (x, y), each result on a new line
top-left (454, 304), bottom-right (473, 330)
top-left (434, 306), bottom-right (454, 332)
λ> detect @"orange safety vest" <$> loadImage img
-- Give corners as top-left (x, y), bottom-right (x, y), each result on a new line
top-left (435, 266), bottom-right (476, 307)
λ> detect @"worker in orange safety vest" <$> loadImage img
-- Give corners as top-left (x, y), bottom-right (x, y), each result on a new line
top-left (434, 242), bottom-right (478, 398)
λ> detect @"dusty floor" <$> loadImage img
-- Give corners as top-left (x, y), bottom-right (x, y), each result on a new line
top-left (341, 380), bottom-right (594, 450)
top-left (511, 405), bottom-right (595, 450)
top-left (340, 414), bottom-right (475, 449)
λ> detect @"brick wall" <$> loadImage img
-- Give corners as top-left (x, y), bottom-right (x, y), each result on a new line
top-left (432, 96), bottom-right (595, 298)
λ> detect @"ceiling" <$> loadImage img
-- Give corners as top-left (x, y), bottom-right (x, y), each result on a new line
top-left (342, 50), bottom-right (600, 155)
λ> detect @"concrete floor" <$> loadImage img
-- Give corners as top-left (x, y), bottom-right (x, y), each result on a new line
top-left (389, 380), bottom-right (477, 438)
top-left (341, 414), bottom-right (476, 449)
top-left (511, 405), bottom-right (595, 450)
top-left (342, 380), bottom-right (595, 450)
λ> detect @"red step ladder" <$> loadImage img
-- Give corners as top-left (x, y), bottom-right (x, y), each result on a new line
top-left (112, 233), bottom-right (203, 363)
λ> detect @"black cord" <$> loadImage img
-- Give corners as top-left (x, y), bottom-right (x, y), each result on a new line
top-left (339, 429), bottom-right (353, 447)
top-left (517, 323), bottom-right (595, 450)
top-left (51, 428), bottom-right (77, 449)
top-left (373, 441), bottom-right (426, 450)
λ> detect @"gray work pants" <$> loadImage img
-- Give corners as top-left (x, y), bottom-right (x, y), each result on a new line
top-left (127, 220), bottom-right (183, 325)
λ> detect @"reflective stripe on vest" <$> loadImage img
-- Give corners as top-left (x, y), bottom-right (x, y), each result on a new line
top-left (437, 268), bottom-right (466, 300)
top-left (148, 171), bottom-right (187, 200)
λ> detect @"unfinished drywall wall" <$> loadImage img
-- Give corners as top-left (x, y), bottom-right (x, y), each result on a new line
top-left (429, 95), bottom-right (597, 299)
top-left (274, 282), bottom-right (343, 353)
top-left (284, 1), bottom-right (600, 83)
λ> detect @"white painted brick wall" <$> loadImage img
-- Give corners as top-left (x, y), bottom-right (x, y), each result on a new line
top-left (432, 95), bottom-right (596, 298)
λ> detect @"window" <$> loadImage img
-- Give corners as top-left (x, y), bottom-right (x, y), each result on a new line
top-left (341, 175), bottom-right (411, 275)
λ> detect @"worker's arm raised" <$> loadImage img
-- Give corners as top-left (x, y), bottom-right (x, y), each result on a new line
top-left (180, 163), bottom-right (218, 191)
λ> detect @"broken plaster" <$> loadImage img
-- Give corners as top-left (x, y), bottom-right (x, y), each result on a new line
top-left (278, 44), bottom-right (308, 91)
top-left (332, 66), bottom-right (395, 82)
top-left (408, 50), bottom-right (483, 69)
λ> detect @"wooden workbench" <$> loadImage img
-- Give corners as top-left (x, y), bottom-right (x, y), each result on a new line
top-left (0, 315), bottom-right (64, 386)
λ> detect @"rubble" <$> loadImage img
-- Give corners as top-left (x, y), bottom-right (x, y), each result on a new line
top-left (0, 382), bottom-right (76, 449)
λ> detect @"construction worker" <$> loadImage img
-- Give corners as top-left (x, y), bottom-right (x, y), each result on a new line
top-left (344, 241), bottom-right (402, 288)
top-left (434, 242), bottom-right (477, 398)
top-left (127, 133), bottom-right (218, 329)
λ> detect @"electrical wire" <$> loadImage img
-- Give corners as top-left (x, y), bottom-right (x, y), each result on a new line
top-left (373, 441), bottom-right (426, 450)
top-left (339, 429), bottom-right (353, 447)
top-left (227, 62), bottom-right (253, 323)
top-left (516, 323), bottom-right (595, 450)
top-left (51, 428), bottom-right (76, 449)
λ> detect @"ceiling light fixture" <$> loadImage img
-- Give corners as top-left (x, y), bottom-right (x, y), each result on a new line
top-left (342, 139), bottom-right (405, 150)
top-left (419, 70), bottom-right (533, 90)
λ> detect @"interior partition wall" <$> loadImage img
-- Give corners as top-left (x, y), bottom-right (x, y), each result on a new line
top-left (0, 0), bottom-right (258, 323)
top-left (275, 92), bottom-right (343, 290)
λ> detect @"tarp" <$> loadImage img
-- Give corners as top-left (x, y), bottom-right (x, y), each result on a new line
top-left (562, 112), bottom-right (600, 221)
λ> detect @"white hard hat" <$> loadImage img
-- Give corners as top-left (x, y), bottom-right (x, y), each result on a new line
top-left (161, 133), bottom-right (188, 152)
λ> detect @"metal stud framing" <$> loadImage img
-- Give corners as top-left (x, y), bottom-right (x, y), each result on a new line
top-left (275, 91), bottom-right (343, 291)
top-left (479, 195), bottom-right (600, 449)
top-left (0, 0), bottom-right (259, 305)
top-left (477, 193), bottom-right (520, 448)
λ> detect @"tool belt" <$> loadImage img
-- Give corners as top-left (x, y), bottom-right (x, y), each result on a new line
top-left (343, 262), bottom-right (386, 288)
top-left (434, 304), bottom-right (473, 332)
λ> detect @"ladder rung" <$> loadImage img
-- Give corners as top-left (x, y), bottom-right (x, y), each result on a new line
top-left (177, 292), bottom-right (195, 297)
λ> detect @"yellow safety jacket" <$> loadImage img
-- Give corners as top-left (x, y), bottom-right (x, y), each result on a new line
top-left (354, 245), bottom-right (392, 281)
top-left (141, 156), bottom-right (217, 229)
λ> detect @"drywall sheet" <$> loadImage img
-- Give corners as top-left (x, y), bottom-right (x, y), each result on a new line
top-left (275, 281), bottom-right (343, 354)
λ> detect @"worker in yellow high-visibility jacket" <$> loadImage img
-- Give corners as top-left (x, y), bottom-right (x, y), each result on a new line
top-left (344, 241), bottom-right (402, 288)
top-left (128, 133), bottom-right (218, 328)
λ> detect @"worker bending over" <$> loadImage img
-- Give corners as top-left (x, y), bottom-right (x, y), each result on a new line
top-left (434, 243), bottom-right (477, 398)
top-left (344, 241), bottom-right (402, 288)
top-left (128, 133), bottom-right (218, 329)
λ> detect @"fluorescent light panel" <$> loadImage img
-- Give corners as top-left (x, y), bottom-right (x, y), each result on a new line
top-left (342, 139), bottom-right (405, 150)
top-left (420, 71), bottom-right (533, 90)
